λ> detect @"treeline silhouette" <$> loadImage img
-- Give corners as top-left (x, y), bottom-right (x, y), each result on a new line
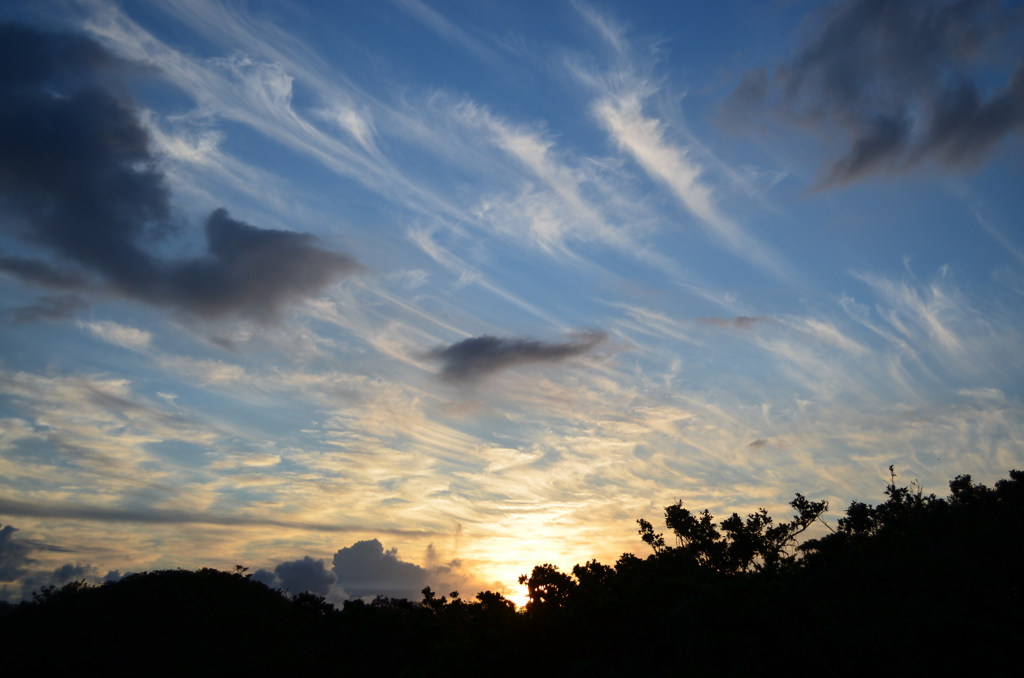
top-left (2, 470), bottom-right (1022, 676)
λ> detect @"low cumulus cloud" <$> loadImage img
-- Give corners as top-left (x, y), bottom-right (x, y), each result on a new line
top-left (0, 523), bottom-right (98, 601)
top-left (252, 555), bottom-right (337, 596)
top-left (331, 539), bottom-right (430, 599)
top-left (0, 23), bottom-right (359, 321)
top-left (721, 0), bottom-right (1024, 186)
top-left (253, 539), bottom-right (477, 603)
top-left (20, 563), bottom-right (96, 592)
top-left (341, 539), bottom-right (479, 599)
top-left (428, 330), bottom-right (607, 383)
top-left (103, 570), bottom-right (128, 583)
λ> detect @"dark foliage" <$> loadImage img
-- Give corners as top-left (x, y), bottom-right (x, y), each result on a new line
top-left (2, 469), bottom-right (1021, 676)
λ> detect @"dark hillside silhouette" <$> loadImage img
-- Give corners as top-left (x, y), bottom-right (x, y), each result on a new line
top-left (2, 469), bottom-right (1021, 676)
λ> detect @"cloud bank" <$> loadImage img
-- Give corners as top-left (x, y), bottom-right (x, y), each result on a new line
top-left (0, 23), bottom-right (358, 320)
top-left (722, 0), bottom-right (1024, 186)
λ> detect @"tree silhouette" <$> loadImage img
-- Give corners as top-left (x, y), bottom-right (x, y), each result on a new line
top-left (638, 492), bottom-right (828, 573)
top-left (2, 468), bottom-right (1020, 676)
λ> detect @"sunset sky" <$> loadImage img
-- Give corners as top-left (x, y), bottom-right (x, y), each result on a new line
top-left (2, 0), bottom-right (1023, 604)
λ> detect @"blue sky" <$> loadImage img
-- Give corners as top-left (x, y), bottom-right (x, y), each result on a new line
top-left (1, 0), bottom-right (1022, 604)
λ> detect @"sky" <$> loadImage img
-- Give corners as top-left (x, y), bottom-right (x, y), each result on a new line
top-left (1, 0), bottom-right (1023, 605)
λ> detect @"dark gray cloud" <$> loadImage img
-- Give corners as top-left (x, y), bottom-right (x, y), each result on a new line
top-left (332, 539), bottom-right (429, 599)
top-left (0, 256), bottom-right (92, 289)
top-left (721, 0), bottom-right (1024, 186)
top-left (251, 568), bottom-right (278, 588)
top-left (158, 209), bottom-right (360, 320)
top-left (0, 23), bottom-right (359, 320)
top-left (699, 316), bottom-right (770, 330)
top-left (0, 524), bottom-right (96, 600)
top-left (259, 555), bottom-right (337, 596)
top-left (748, 439), bottom-right (769, 448)
top-left (206, 335), bottom-right (239, 352)
top-left (0, 524), bottom-right (35, 582)
top-left (6, 294), bottom-right (88, 323)
top-left (428, 330), bottom-right (606, 382)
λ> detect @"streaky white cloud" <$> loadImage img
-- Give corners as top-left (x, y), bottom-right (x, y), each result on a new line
top-left (974, 211), bottom-right (1024, 267)
top-left (439, 95), bottom-right (688, 283)
top-left (557, 4), bottom-right (795, 280)
top-left (958, 387), bottom-right (1005, 401)
top-left (82, 1), bottom-right (464, 222)
top-left (406, 227), bottom-right (566, 328)
top-left (0, 418), bottom-right (39, 453)
top-left (81, 321), bottom-right (152, 350)
top-left (84, 0), bottom-right (707, 321)
top-left (855, 271), bottom-right (965, 355)
top-left (325, 105), bottom-right (377, 151)
top-left (593, 90), bottom-right (791, 280)
top-left (0, 367), bottom-right (219, 493)
top-left (155, 355), bottom-right (251, 389)
top-left (792, 318), bottom-right (869, 356)
top-left (208, 452), bottom-right (282, 470)
top-left (571, 0), bottom-right (628, 55)
top-left (387, 269), bottom-right (431, 291)
top-left (140, 111), bottom-right (310, 227)
top-left (848, 268), bottom-right (1022, 381)
top-left (455, 102), bottom-right (630, 252)
top-left (604, 302), bottom-right (698, 345)
top-left (149, 0), bottom-right (380, 145)
top-left (388, 0), bottom-right (496, 61)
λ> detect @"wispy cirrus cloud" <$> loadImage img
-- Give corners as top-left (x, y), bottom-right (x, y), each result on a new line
top-left (571, 0), bottom-right (628, 55)
top-left (455, 102), bottom-right (631, 255)
top-left (75, 0), bottom-right (745, 327)
top-left (83, 0), bottom-right (463, 221)
top-left (388, 0), bottom-right (496, 61)
top-left (560, 3), bottom-right (795, 280)
top-left (592, 88), bottom-right (793, 280)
